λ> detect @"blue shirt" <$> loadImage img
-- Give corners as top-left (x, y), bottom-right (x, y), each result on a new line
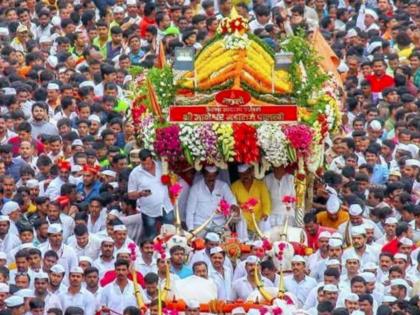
top-left (170, 264), bottom-right (193, 279)
top-left (6, 158), bottom-right (28, 182)
top-left (76, 180), bottom-right (102, 203)
top-left (371, 164), bottom-right (389, 185)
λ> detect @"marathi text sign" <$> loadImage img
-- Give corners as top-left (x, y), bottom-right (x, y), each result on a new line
top-left (169, 105), bottom-right (298, 122)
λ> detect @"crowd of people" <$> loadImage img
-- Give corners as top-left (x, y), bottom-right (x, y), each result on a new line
top-left (0, 0), bottom-right (418, 314)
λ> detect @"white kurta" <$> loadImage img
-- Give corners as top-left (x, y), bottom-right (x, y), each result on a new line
top-left (100, 280), bottom-right (140, 314)
top-left (232, 276), bottom-right (272, 300)
top-left (58, 288), bottom-right (96, 315)
top-left (66, 234), bottom-right (102, 260)
top-left (185, 179), bottom-right (237, 231)
top-left (209, 266), bottom-right (234, 300)
top-left (39, 242), bottom-right (78, 283)
top-left (284, 275), bottom-right (317, 307)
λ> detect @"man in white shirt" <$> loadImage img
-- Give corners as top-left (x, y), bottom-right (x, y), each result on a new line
top-left (135, 239), bottom-right (157, 276)
top-left (58, 267), bottom-right (96, 315)
top-left (39, 224), bottom-right (78, 281)
top-left (232, 256), bottom-right (272, 300)
top-left (186, 166), bottom-right (237, 233)
top-left (342, 225), bottom-right (379, 267)
top-left (0, 215), bottom-right (21, 253)
top-left (284, 255), bottom-right (317, 308)
top-left (208, 246), bottom-right (233, 300)
top-left (44, 160), bottom-right (71, 201)
top-left (66, 224), bottom-right (101, 260)
top-left (33, 271), bottom-right (62, 311)
top-left (127, 149), bottom-right (173, 239)
top-left (264, 166), bottom-right (295, 227)
top-left (93, 237), bottom-right (116, 278)
top-left (100, 259), bottom-right (143, 314)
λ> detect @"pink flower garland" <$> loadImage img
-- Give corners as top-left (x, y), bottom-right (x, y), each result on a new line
top-left (284, 124), bottom-right (313, 158)
top-left (154, 125), bottom-right (183, 163)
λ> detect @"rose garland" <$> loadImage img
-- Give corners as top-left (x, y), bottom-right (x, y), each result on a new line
top-left (257, 124), bottom-right (289, 167)
top-left (284, 124), bottom-right (313, 160)
top-left (232, 123), bottom-right (260, 164)
top-left (154, 125), bottom-right (183, 164)
top-left (179, 124), bottom-right (206, 164)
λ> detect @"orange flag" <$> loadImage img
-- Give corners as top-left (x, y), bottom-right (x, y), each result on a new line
top-left (146, 78), bottom-right (163, 119)
top-left (311, 28), bottom-right (343, 88)
top-left (156, 41), bottom-right (166, 69)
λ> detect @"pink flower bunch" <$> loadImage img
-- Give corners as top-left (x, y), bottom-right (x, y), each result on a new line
top-left (272, 307), bottom-right (283, 315)
top-left (154, 125), bottom-right (182, 163)
top-left (284, 124), bottom-right (313, 157)
top-left (153, 240), bottom-right (166, 260)
top-left (163, 308), bottom-right (179, 315)
top-left (128, 242), bottom-right (137, 261)
top-left (259, 308), bottom-right (269, 315)
top-left (277, 242), bottom-right (287, 262)
top-left (282, 195), bottom-right (297, 203)
top-left (217, 198), bottom-right (231, 217)
top-left (241, 197), bottom-right (259, 213)
top-left (169, 182), bottom-right (183, 200)
top-left (262, 238), bottom-right (272, 251)
top-left (198, 124), bottom-right (220, 162)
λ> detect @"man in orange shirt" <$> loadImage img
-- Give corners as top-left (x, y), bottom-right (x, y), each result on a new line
top-left (316, 194), bottom-right (349, 230)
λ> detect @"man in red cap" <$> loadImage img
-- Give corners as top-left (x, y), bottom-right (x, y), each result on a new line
top-left (76, 165), bottom-right (102, 205)
top-left (45, 159), bottom-right (71, 201)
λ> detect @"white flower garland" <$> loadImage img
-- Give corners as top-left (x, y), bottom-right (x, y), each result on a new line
top-left (257, 123), bottom-right (289, 167)
top-left (179, 124), bottom-right (206, 161)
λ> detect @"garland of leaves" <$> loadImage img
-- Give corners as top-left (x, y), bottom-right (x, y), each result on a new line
top-left (281, 31), bottom-right (329, 107)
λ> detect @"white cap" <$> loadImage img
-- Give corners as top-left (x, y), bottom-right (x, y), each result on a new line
top-left (345, 254), bottom-right (360, 262)
top-left (349, 204), bottom-right (363, 216)
top-left (186, 299), bottom-right (200, 309)
top-left (101, 237), bottom-right (115, 244)
top-left (47, 82), bottom-right (59, 90)
top-left (364, 221), bottom-right (374, 230)
top-left (50, 264), bottom-right (65, 274)
top-left (2, 201), bottom-right (20, 215)
top-left (394, 253), bottom-right (408, 261)
top-left (108, 209), bottom-right (120, 218)
top-left (345, 28), bottom-right (357, 38)
top-left (399, 237), bottom-right (413, 246)
top-left (328, 238), bottom-right (343, 248)
top-left (344, 293), bottom-right (359, 302)
top-left (34, 272), bottom-right (49, 280)
top-left (237, 164), bottom-right (251, 173)
top-left (231, 307), bottom-right (246, 315)
top-left (390, 278), bottom-right (410, 289)
top-left (331, 232), bottom-right (343, 240)
top-left (363, 262), bottom-right (378, 271)
top-left (113, 224), bottom-right (127, 231)
top-left (126, 0), bottom-right (136, 5)
top-left (2, 87), bottom-right (16, 95)
top-left (102, 170), bottom-right (117, 177)
top-left (71, 139), bottom-right (83, 147)
top-left (383, 295), bottom-right (397, 303)
top-left (204, 166), bottom-right (218, 173)
top-left (79, 81), bottom-right (95, 88)
top-left (109, 182), bottom-right (119, 189)
top-left (323, 284), bottom-right (338, 292)
top-left (5, 296), bottom-right (24, 308)
top-left (16, 24), bottom-right (28, 33)
top-left (247, 309), bottom-right (260, 315)
top-left (385, 217), bottom-right (398, 225)
top-left (351, 225), bottom-right (366, 237)
top-left (365, 8), bottom-right (378, 20)
top-left (351, 312), bottom-right (365, 315)
top-left (47, 223), bottom-right (63, 234)
top-left (39, 35), bottom-right (52, 44)
top-left (0, 215), bottom-right (10, 222)
top-left (209, 246), bottom-right (224, 255)
top-left (205, 232), bottom-right (220, 242)
top-left (71, 165), bottom-right (82, 173)
top-left (245, 255), bottom-right (259, 264)
top-left (15, 289), bottom-right (35, 298)
top-left (88, 115), bottom-right (101, 123)
top-left (319, 231), bottom-right (331, 240)
top-left (360, 272), bottom-right (376, 283)
top-left (367, 41), bottom-right (382, 55)
top-left (0, 27), bottom-right (9, 37)
top-left (291, 255), bottom-right (306, 263)
top-left (113, 5), bottom-right (124, 13)
top-left (26, 179), bottom-right (39, 189)
top-left (405, 159), bottom-right (420, 168)
top-left (326, 194), bottom-right (340, 214)
top-left (0, 252), bottom-right (6, 260)
top-left (326, 259), bottom-right (340, 266)
top-left (369, 119), bottom-right (382, 131)
top-left (70, 266), bottom-right (84, 274)
top-left (46, 55), bottom-right (58, 68)
top-left (117, 247), bottom-right (131, 255)
top-left (0, 283), bottom-right (9, 293)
